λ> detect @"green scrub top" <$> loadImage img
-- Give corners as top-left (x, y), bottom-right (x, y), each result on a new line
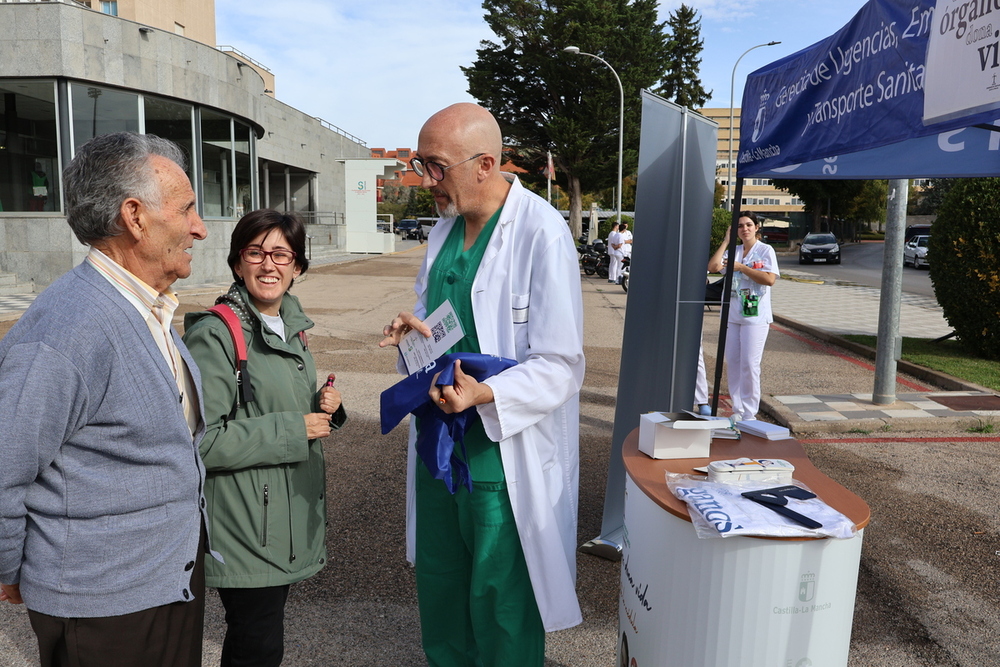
top-left (425, 208), bottom-right (504, 484)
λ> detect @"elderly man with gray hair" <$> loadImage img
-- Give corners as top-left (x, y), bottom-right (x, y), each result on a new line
top-left (0, 132), bottom-right (212, 667)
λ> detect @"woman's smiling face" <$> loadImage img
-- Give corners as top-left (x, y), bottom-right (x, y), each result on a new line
top-left (234, 228), bottom-right (301, 316)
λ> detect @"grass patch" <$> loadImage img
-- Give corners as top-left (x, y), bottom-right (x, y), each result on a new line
top-left (843, 335), bottom-right (1000, 391)
top-left (967, 422), bottom-right (995, 434)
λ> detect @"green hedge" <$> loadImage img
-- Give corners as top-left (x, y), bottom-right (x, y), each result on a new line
top-left (929, 178), bottom-right (1000, 360)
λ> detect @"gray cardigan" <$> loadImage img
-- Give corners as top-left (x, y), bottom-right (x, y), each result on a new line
top-left (0, 261), bottom-right (211, 618)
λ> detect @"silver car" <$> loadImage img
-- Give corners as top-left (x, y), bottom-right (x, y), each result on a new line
top-left (903, 235), bottom-right (930, 269)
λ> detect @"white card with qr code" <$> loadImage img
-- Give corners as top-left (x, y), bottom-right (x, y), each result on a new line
top-left (400, 299), bottom-right (465, 374)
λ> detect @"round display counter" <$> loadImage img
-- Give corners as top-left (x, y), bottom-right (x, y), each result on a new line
top-left (617, 428), bottom-right (870, 667)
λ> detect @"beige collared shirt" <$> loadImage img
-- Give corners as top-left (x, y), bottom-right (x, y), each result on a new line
top-left (86, 248), bottom-right (200, 434)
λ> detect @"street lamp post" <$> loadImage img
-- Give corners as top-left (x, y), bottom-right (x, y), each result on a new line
top-left (563, 46), bottom-right (623, 229)
top-left (726, 41), bottom-right (780, 211)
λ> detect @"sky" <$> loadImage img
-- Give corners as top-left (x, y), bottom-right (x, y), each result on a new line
top-left (215, 0), bottom-right (872, 150)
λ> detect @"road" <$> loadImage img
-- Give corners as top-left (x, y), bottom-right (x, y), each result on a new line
top-left (778, 241), bottom-right (936, 299)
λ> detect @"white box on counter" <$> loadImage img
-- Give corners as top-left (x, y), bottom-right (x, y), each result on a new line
top-left (638, 412), bottom-right (717, 459)
top-left (707, 457), bottom-right (795, 483)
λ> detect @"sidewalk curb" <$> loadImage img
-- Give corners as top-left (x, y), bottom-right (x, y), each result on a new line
top-left (764, 314), bottom-right (997, 434)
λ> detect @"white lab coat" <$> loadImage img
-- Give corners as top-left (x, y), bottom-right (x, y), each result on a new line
top-left (619, 229), bottom-right (633, 258)
top-left (402, 174), bottom-right (585, 632)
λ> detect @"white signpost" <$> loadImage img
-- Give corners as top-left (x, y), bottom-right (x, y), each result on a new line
top-left (339, 158), bottom-right (401, 254)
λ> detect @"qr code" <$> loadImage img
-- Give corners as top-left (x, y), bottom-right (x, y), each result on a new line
top-left (442, 312), bottom-right (459, 333)
top-left (431, 322), bottom-right (446, 343)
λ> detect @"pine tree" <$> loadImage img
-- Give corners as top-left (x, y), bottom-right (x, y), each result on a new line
top-left (462, 0), bottom-right (670, 238)
top-left (657, 4), bottom-right (710, 108)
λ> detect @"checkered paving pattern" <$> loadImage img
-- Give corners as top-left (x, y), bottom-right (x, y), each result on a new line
top-left (0, 293), bottom-right (37, 315)
top-left (772, 392), bottom-right (1000, 422)
top-left (770, 277), bottom-right (952, 339)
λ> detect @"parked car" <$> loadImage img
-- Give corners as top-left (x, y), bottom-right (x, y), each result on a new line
top-left (798, 233), bottom-right (841, 264)
top-left (904, 224), bottom-right (931, 242)
top-left (760, 225), bottom-right (789, 246)
top-left (396, 219), bottom-right (422, 240)
top-left (903, 234), bottom-right (930, 269)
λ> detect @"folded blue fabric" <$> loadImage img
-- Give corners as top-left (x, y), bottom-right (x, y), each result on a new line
top-left (380, 352), bottom-right (517, 493)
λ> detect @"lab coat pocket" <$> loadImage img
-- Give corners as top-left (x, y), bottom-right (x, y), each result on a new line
top-left (512, 293), bottom-right (530, 325)
top-left (512, 292), bottom-right (530, 359)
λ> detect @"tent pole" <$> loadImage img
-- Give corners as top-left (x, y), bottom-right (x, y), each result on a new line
top-left (711, 178), bottom-right (744, 415)
top-left (873, 179), bottom-right (908, 404)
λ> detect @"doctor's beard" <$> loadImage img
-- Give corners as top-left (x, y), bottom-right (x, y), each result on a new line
top-left (432, 189), bottom-right (459, 219)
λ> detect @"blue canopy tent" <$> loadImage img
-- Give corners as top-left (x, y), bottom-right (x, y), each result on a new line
top-left (738, 0), bottom-right (1000, 180)
top-left (709, 0), bottom-right (1000, 412)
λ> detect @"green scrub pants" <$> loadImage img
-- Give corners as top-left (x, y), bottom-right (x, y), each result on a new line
top-left (414, 464), bottom-right (544, 667)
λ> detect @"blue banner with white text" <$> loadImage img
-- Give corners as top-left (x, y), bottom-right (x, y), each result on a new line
top-left (738, 0), bottom-right (1000, 177)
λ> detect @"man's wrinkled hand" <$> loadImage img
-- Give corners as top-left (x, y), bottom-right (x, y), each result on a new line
top-left (1, 583), bottom-right (23, 605)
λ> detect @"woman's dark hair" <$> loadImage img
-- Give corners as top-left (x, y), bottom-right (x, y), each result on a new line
top-left (228, 209), bottom-right (309, 285)
top-left (738, 210), bottom-right (760, 227)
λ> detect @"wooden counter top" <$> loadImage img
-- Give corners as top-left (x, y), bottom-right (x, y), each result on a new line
top-left (622, 427), bottom-right (870, 532)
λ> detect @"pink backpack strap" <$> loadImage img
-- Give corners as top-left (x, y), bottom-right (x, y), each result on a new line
top-left (207, 304), bottom-right (255, 409)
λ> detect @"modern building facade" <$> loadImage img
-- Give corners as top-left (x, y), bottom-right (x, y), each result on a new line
top-left (0, 0), bottom-right (386, 290)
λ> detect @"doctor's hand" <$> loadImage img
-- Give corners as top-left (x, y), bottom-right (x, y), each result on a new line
top-left (429, 360), bottom-right (495, 414)
top-left (379, 312), bottom-right (432, 348)
top-left (1, 583), bottom-right (23, 605)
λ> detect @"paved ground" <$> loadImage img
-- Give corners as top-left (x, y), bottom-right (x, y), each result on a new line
top-left (2, 246), bottom-right (999, 666)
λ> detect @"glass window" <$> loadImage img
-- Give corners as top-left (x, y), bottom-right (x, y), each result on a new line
top-left (0, 80), bottom-right (60, 213)
top-left (71, 83), bottom-right (139, 152)
top-left (143, 96), bottom-right (194, 179)
top-left (201, 110), bottom-right (233, 217)
top-left (233, 121), bottom-right (252, 218)
top-left (100, 1), bottom-right (118, 16)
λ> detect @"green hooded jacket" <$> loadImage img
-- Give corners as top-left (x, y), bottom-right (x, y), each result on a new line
top-left (183, 284), bottom-right (345, 588)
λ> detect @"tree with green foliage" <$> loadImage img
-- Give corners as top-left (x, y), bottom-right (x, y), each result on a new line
top-left (908, 178), bottom-right (957, 215)
top-left (709, 207), bottom-right (729, 254)
top-left (928, 178), bottom-right (1000, 360)
top-left (462, 0), bottom-right (671, 238)
top-left (597, 173), bottom-right (636, 212)
top-left (845, 180), bottom-right (888, 229)
top-left (656, 4), bottom-right (710, 108)
top-left (771, 179), bottom-right (868, 234)
top-left (376, 182), bottom-right (413, 224)
top-left (411, 188), bottom-right (437, 217)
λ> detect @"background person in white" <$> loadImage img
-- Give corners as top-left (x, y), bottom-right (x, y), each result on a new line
top-left (618, 220), bottom-right (633, 261)
top-left (607, 221), bottom-right (622, 284)
top-left (707, 211), bottom-right (778, 421)
top-left (380, 103), bottom-right (585, 666)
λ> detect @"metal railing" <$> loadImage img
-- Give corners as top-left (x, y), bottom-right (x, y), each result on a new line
top-left (313, 117), bottom-right (366, 147)
top-left (216, 46), bottom-right (274, 73)
top-left (293, 211), bottom-right (345, 226)
top-left (0, 0), bottom-right (90, 6)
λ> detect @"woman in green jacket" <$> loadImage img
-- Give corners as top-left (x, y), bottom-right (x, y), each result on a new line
top-left (183, 210), bottom-right (345, 667)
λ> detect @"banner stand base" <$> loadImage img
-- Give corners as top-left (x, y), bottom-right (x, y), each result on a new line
top-left (579, 532), bottom-right (623, 561)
